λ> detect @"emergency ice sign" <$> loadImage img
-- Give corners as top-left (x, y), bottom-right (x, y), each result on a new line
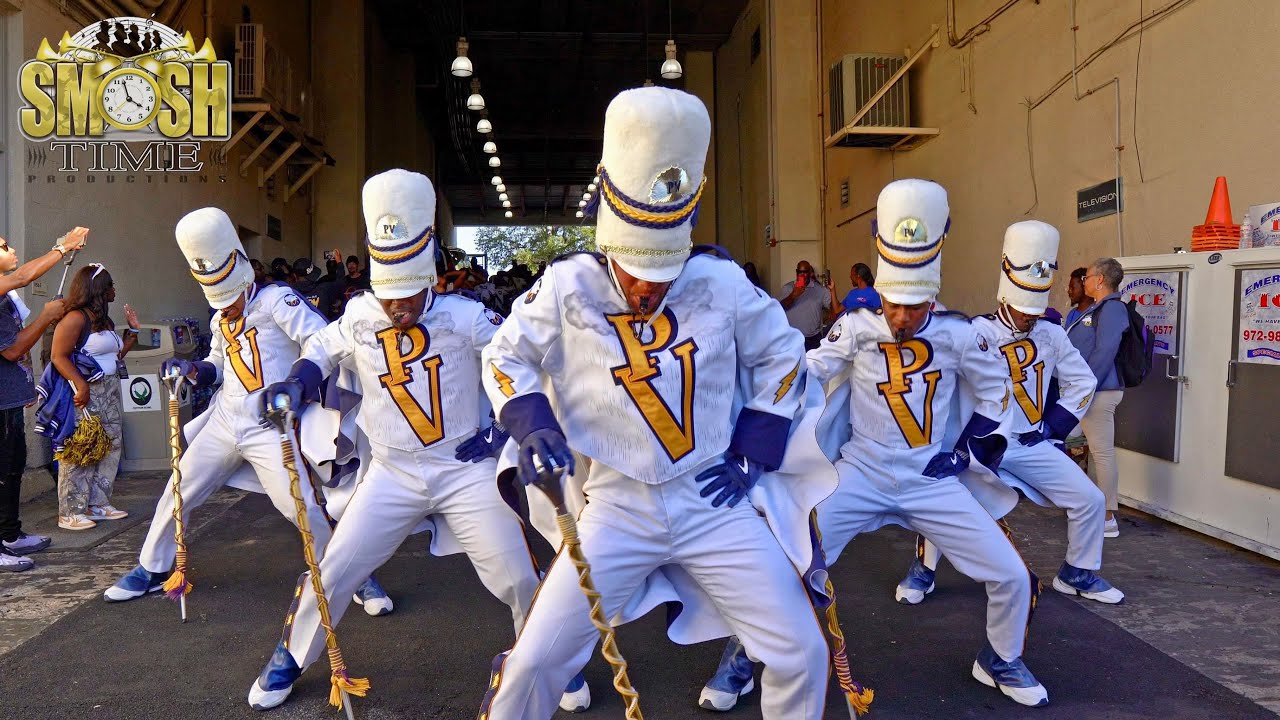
top-left (122, 374), bottom-right (161, 412)
top-left (1239, 269), bottom-right (1280, 365)
top-left (1121, 272), bottom-right (1178, 355)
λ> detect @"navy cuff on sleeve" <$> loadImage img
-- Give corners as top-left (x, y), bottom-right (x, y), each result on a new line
top-left (1044, 403), bottom-right (1079, 442)
top-left (500, 393), bottom-right (562, 444)
top-left (729, 408), bottom-right (793, 471)
top-left (957, 412), bottom-right (1005, 471)
top-left (193, 361), bottom-right (217, 388)
top-left (290, 359), bottom-right (324, 402)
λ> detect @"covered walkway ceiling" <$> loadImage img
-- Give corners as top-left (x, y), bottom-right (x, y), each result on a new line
top-left (369, 0), bottom-right (746, 225)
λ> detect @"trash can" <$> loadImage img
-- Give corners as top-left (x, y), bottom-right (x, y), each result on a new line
top-left (119, 322), bottom-right (198, 472)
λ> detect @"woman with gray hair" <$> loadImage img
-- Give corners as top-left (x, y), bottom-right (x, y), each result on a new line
top-left (1066, 257), bottom-right (1127, 538)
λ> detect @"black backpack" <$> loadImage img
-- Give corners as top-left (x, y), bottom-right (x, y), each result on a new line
top-left (1108, 298), bottom-right (1155, 388)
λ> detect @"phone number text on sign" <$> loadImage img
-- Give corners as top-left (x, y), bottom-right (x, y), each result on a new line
top-left (1242, 329), bottom-right (1280, 342)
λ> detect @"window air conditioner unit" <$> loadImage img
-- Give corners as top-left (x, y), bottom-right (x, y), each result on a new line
top-left (235, 24), bottom-right (265, 100)
top-left (829, 53), bottom-right (910, 139)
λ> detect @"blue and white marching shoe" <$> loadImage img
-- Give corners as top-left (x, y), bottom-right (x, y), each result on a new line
top-left (1052, 562), bottom-right (1124, 604)
top-left (894, 556), bottom-right (936, 605)
top-left (247, 641), bottom-right (301, 711)
top-left (103, 565), bottom-right (171, 602)
top-left (559, 671), bottom-right (591, 713)
top-left (971, 641), bottom-right (1049, 707)
top-left (698, 636), bottom-right (756, 712)
top-left (353, 575), bottom-right (394, 616)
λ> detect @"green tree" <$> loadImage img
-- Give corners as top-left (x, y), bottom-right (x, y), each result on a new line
top-left (473, 225), bottom-right (596, 271)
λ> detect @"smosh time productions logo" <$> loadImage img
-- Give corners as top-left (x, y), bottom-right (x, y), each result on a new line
top-left (18, 16), bottom-right (231, 181)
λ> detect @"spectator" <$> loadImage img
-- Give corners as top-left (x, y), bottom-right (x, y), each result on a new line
top-left (0, 227), bottom-right (87, 571)
top-left (742, 261), bottom-right (765, 289)
top-left (250, 258), bottom-right (270, 289)
top-left (1067, 257), bottom-right (1128, 538)
top-left (344, 256), bottom-right (370, 293)
top-left (840, 262), bottom-right (880, 312)
top-left (51, 263), bottom-right (137, 530)
top-left (779, 260), bottom-right (838, 349)
top-left (1065, 267), bottom-right (1091, 326)
top-left (269, 257), bottom-right (290, 282)
top-left (318, 250), bottom-right (346, 284)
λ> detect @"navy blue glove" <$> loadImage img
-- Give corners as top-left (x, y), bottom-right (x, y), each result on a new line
top-left (161, 358), bottom-right (196, 380)
top-left (1017, 429), bottom-right (1045, 447)
top-left (516, 428), bottom-right (575, 487)
top-left (694, 452), bottom-right (765, 508)
top-left (922, 448), bottom-right (970, 479)
top-left (258, 378), bottom-right (307, 427)
top-left (455, 422), bottom-right (510, 463)
top-left (1049, 438), bottom-right (1070, 457)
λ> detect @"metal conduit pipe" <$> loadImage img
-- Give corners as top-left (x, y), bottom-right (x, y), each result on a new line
top-left (1069, 0), bottom-right (1124, 256)
top-left (947, 0), bottom-right (1024, 48)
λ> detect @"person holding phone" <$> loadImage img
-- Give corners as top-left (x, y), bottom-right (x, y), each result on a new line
top-left (778, 260), bottom-right (838, 349)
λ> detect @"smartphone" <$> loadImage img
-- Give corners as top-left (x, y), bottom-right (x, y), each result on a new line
top-left (795, 273), bottom-right (808, 289)
top-left (820, 269), bottom-right (831, 287)
top-left (323, 250), bottom-right (334, 261)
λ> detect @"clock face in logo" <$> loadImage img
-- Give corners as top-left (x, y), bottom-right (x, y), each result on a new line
top-left (97, 69), bottom-right (161, 131)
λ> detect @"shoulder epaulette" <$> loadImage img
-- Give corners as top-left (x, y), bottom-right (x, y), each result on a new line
top-left (932, 309), bottom-right (972, 321)
top-left (550, 250), bottom-right (607, 267)
top-left (689, 244), bottom-right (735, 261)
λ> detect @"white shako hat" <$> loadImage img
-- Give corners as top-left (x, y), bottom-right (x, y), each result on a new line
top-left (998, 220), bottom-right (1060, 315)
top-left (362, 169), bottom-right (438, 300)
top-left (175, 208), bottom-right (254, 310)
top-left (873, 179), bottom-right (950, 305)
top-left (590, 86), bottom-right (711, 283)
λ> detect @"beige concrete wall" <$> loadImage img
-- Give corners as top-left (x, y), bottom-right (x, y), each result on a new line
top-left (714, 0), bottom-right (770, 282)
top-left (312, 0), bottom-right (366, 260)
top-left (820, 0), bottom-right (1280, 313)
top-left (684, 50), bottom-right (718, 249)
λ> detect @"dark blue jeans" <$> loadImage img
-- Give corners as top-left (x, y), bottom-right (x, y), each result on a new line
top-left (0, 406), bottom-right (27, 542)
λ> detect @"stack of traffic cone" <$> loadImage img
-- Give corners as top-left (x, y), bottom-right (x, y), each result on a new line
top-left (1191, 176), bottom-right (1241, 251)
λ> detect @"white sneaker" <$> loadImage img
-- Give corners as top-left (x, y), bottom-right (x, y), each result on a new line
top-left (1104, 517), bottom-right (1119, 538)
top-left (698, 677), bottom-right (755, 712)
top-left (86, 505), bottom-right (129, 521)
top-left (247, 677), bottom-right (293, 711)
top-left (0, 550), bottom-right (34, 573)
top-left (559, 680), bottom-right (591, 713)
top-left (58, 514), bottom-right (97, 531)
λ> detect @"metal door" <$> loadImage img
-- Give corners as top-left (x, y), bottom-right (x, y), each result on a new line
top-left (1113, 270), bottom-right (1187, 462)
top-left (1225, 267), bottom-right (1280, 489)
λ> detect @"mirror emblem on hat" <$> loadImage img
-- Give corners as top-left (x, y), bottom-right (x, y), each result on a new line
top-left (894, 218), bottom-right (926, 246)
top-left (374, 214), bottom-right (407, 242)
top-left (1001, 255), bottom-right (1058, 293)
top-left (368, 217), bottom-right (435, 266)
top-left (190, 250), bottom-right (244, 286)
top-left (597, 167), bottom-right (706, 230)
top-left (650, 167), bottom-right (691, 203)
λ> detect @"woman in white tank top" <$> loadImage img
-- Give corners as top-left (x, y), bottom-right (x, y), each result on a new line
top-left (49, 264), bottom-right (140, 530)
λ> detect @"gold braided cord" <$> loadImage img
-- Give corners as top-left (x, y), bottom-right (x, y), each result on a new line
top-left (595, 243), bottom-right (690, 258)
top-left (876, 235), bottom-right (944, 266)
top-left (278, 435), bottom-right (370, 709)
top-left (189, 251), bottom-right (240, 286)
top-left (1001, 257), bottom-right (1055, 292)
top-left (600, 176), bottom-right (706, 225)
top-left (554, 512), bottom-right (643, 720)
top-left (160, 397), bottom-right (194, 601)
top-left (811, 511), bottom-right (874, 717)
top-left (368, 228), bottom-right (434, 263)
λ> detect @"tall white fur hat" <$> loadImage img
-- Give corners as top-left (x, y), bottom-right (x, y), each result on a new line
top-left (998, 220), bottom-right (1060, 315)
top-left (175, 208), bottom-right (254, 310)
top-left (362, 169), bottom-right (438, 300)
top-left (591, 87), bottom-right (711, 282)
top-left (874, 179), bottom-right (950, 305)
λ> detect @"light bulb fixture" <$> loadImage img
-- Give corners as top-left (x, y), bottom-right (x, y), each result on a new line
top-left (466, 79), bottom-right (485, 111)
top-left (575, 210), bottom-right (585, 218)
top-left (496, 183), bottom-right (506, 193)
top-left (476, 118), bottom-right (492, 134)
top-left (582, 192), bottom-right (592, 201)
top-left (660, 40), bottom-right (683, 80)
top-left (593, 174), bottom-right (601, 183)
top-left (643, 78), bottom-right (655, 87)
top-left (499, 193), bottom-right (509, 201)
top-left (502, 200), bottom-right (512, 208)
top-left (587, 183), bottom-right (597, 192)
top-left (488, 156), bottom-right (501, 168)
top-left (578, 199), bottom-right (587, 207)
top-left (483, 141), bottom-right (497, 154)
top-left (451, 37), bottom-right (473, 77)
top-left (504, 210), bottom-right (513, 218)
top-left (491, 175), bottom-right (503, 186)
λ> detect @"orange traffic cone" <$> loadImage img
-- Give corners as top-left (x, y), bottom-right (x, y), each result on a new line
top-left (1204, 176), bottom-right (1233, 225)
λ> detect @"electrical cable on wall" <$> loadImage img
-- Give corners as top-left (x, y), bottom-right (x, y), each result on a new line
top-left (1133, 0), bottom-right (1146, 182)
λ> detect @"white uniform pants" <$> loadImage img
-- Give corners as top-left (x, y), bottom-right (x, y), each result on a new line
top-left (1002, 441), bottom-right (1106, 569)
top-left (819, 455), bottom-right (1032, 662)
top-left (138, 399), bottom-right (332, 573)
top-left (483, 464), bottom-right (829, 720)
top-left (283, 443), bottom-right (540, 669)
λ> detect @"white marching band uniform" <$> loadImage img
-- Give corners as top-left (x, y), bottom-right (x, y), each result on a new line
top-left (810, 180), bottom-right (1050, 707)
top-left (907, 220), bottom-right (1124, 605)
top-left (477, 87), bottom-right (836, 720)
top-left (248, 169), bottom-right (550, 711)
top-left (106, 208), bottom-right (333, 603)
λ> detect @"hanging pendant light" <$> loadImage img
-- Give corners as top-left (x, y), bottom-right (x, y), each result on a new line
top-left (660, 40), bottom-right (682, 80)
top-left (499, 193), bottom-right (509, 201)
top-left (491, 175), bottom-right (503, 186)
top-left (502, 200), bottom-right (512, 208)
top-left (578, 199), bottom-right (587, 208)
top-left (496, 183), bottom-right (506, 193)
top-left (451, 37), bottom-right (473, 77)
top-left (476, 118), bottom-right (493, 134)
top-left (504, 210), bottom-right (513, 218)
top-left (466, 79), bottom-right (485, 111)
top-left (593, 174), bottom-right (601, 184)
top-left (587, 182), bottom-right (597, 192)
top-left (483, 141), bottom-right (497, 154)
top-left (488, 156), bottom-right (501, 168)
top-left (582, 192), bottom-right (592, 201)
top-left (575, 210), bottom-right (585, 218)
